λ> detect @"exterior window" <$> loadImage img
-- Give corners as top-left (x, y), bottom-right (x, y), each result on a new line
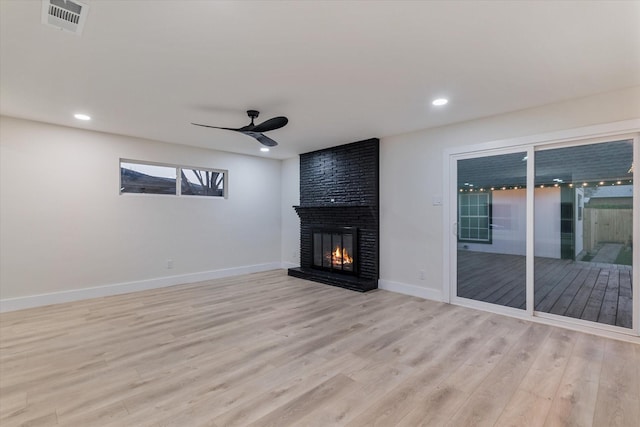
top-left (120, 160), bottom-right (227, 198)
top-left (458, 193), bottom-right (491, 243)
top-left (181, 168), bottom-right (225, 197)
top-left (120, 161), bottom-right (177, 194)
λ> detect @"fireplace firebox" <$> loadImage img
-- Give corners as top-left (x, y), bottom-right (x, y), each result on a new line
top-left (312, 227), bottom-right (358, 275)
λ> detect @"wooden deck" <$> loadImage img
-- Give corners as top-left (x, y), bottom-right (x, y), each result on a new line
top-left (457, 250), bottom-right (633, 328)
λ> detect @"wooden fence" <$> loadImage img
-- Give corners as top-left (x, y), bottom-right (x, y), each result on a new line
top-left (583, 208), bottom-right (633, 252)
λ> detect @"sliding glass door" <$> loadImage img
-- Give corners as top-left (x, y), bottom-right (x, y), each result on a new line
top-left (534, 139), bottom-right (634, 328)
top-left (452, 136), bottom-right (636, 332)
top-left (456, 151), bottom-right (528, 310)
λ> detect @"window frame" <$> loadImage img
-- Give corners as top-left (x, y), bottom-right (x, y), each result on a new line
top-left (457, 192), bottom-right (492, 244)
top-left (120, 159), bottom-right (228, 199)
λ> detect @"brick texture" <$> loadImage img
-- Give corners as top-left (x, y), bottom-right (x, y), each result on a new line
top-left (290, 138), bottom-right (379, 291)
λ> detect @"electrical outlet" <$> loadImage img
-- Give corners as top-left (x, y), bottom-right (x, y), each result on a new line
top-left (167, 259), bottom-right (173, 269)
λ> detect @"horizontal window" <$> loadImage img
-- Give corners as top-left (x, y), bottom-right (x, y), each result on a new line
top-left (120, 162), bottom-right (177, 195)
top-left (120, 160), bottom-right (227, 198)
top-left (181, 168), bottom-right (225, 197)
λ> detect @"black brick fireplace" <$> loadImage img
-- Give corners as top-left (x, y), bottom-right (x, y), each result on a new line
top-left (288, 138), bottom-right (379, 292)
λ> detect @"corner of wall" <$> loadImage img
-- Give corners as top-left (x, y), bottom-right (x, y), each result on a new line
top-left (280, 157), bottom-right (301, 266)
top-left (378, 279), bottom-right (444, 302)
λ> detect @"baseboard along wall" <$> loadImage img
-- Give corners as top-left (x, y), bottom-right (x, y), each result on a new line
top-left (0, 262), bottom-right (286, 313)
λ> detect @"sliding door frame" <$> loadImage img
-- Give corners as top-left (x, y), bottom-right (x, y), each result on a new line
top-left (449, 146), bottom-right (532, 319)
top-left (442, 119), bottom-right (640, 339)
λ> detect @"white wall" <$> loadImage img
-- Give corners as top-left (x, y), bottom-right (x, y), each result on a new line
top-left (380, 86), bottom-right (640, 299)
top-left (281, 156), bottom-right (300, 266)
top-left (0, 116), bottom-right (283, 305)
top-left (4, 87), bottom-right (638, 309)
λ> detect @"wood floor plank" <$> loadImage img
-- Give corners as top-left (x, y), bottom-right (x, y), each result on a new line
top-left (599, 269), bottom-right (621, 325)
top-left (543, 333), bottom-right (607, 427)
top-left (246, 373), bottom-right (359, 427)
top-left (564, 267), bottom-right (601, 320)
top-left (394, 320), bottom-right (530, 427)
top-left (444, 323), bottom-right (552, 427)
top-left (549, 267), bottom-right (593, 316)
top-left (536, 266), bottom-right (582, 312)
top-left (592, 339), bottom-right (640, 427)
top-left (493, 389), bottom-right (552, 427)
top-left (582, 269), bottom-right (611, 322)
top-left (1, 270), bottom-right (638, 427)
top-left (210, 353), bottom-right (365, 427)
top-left (345, 314), bottom-right (522, 427)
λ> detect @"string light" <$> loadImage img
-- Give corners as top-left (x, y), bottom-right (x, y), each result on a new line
top-left (457, 178), bottom-right (632, 192)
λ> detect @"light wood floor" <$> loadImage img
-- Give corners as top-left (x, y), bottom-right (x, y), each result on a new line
top-left (1, 270), bottom-right (638, 427)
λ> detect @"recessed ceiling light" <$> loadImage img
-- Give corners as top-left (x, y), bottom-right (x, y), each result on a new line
top-left (74, 113), bottom-right (91, 121)
top-left (432, 98), bottom-right (448, 106)
top-left (260, 147), bottom-right (270, 152)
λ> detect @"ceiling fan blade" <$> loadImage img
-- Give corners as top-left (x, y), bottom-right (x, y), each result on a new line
top-left (251, 116), bottom-right (288, 133)
top-left (244, 131), bottom-right (278, 147)
top-left (191, 122), bottom-right (242, 131)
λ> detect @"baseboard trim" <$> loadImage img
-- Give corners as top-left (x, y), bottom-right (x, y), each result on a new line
top-left (280, 262), bottom-right (299, 270)
top-left (378, 279), bottom-right (443, 302)
top-left (0, 262), bottom-right (284, 313)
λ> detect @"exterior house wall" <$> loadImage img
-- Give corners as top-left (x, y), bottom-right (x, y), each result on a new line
top-left (458, 189), bottom-right (526, 256)
top-left (458, 188), bottom-right (561, 259)
top-left (536, 187), bottom-right (563, 259)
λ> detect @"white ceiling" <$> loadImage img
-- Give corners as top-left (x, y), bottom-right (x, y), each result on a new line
top-left (1, 1), bottom-right (639, 159)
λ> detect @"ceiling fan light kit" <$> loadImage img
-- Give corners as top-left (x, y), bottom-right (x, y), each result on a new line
top-left (192, 110), bottom-right (288, 147)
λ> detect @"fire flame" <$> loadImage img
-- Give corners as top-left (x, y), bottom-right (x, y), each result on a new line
top-left (331, 245), bottom-right (353, 267)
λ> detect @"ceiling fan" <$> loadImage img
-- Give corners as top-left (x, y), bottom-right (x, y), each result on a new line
top-left (192, 110), bottom-right (288, 147)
